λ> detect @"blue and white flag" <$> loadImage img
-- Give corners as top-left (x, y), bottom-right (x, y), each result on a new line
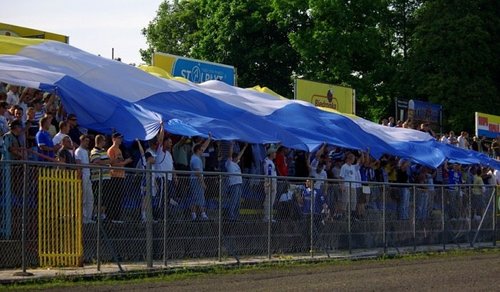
top-left (0, 36), bottom-right (498, 169)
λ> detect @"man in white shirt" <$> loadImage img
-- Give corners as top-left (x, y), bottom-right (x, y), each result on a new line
top-left (440, 133), bottom-right (449, 144)
top-left (494, 168), bottom-right (500, 185)
top-left (457, 131), bottom-right (469, 149)
top-left (312, 162), bottom-right (327, 195)
top-left (52, 120), bottom-right (70, 146)
top-left (74, 135), bottom-right (94, 223)
top-left (339, 152), bottom-right (362, 218)
top-left (263, 146), bottom-right (278, 222)
top-left (6, 85), bottom-right (19, 106)
top-left (146, 123), bottom-right (167, 219)
top-left (160, 136), bottom-right (177, 205)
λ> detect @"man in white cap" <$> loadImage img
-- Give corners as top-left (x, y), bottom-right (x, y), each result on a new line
top-left (263, 145), bottom-right (277, 222)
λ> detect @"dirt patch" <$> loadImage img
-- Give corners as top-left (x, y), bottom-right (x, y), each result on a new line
top-left (44, 253), bottom-right (500, 291)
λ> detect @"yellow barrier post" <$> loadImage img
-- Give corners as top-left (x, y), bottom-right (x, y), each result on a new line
top-left (38, 168), bottom-right (83, 267)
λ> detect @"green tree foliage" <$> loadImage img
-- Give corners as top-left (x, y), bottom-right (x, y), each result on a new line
top-left (271, 0), bottom-right (393, 120)
top-left (142, 0), bottom-right (499, 130)
top-left (141, 0), bottom-right (298, 96)
top-left (141, 1), bottom-right (201, 63)
top-left (377, 0), bottom-right (422, 114)
top-left (408, 0), bottom-right (500, 132)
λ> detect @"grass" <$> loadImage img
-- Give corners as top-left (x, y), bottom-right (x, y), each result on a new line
top-left (3, 247), bottom-right (499, 290)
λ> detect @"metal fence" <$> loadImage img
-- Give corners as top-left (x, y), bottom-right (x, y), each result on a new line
top-left (0, 160), bottom-right (498, 271)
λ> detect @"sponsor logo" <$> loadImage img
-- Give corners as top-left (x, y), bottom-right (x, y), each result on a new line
top-left (180, 65), bottom-right (224, 83)
top-left (173, 58), bottom-right (235, 85)
top-left (312, 89), bottom-right (338, 109)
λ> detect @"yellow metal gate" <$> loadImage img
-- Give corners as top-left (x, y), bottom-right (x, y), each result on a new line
top-left (38, 168), bottom-right (83, 267)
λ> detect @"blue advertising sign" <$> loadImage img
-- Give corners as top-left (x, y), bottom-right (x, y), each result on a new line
top-left (153, 53), bottom-right (236, 85)
top-left (172, 58), bottom-right (235, 85)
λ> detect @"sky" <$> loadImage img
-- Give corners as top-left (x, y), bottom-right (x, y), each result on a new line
top-left (2, 0), bottom-right (164, 65)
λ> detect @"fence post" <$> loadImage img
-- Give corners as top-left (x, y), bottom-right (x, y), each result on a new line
top-left (492, 187), bottom-right (496, 247)
top-left (97, 168), bottom-right (102, 271)
top-left (218, 174), bottom-right (222, 262)
top-left (310, 178), bottom-right (314, 258)
top-left (413, 185), bottom-right (416, 252)
top-left (163, 173), bottom-right (168, 267)
top-left (468, 185), bottom-right (472, 247)
top-left (441, 186), bottom-right (445, 251)
top-left (13, 163), bottom-right (33, 277)
top-left (267, 177), bottom-right (272, 260)
top-left (146, 163), bottom-right (153, 268)
top-left (348, 181), bottom-right (352, 255)
top-left (473, 186), bottom-right (496, 246)
top-left (382, 184), bottom-right (386, 255)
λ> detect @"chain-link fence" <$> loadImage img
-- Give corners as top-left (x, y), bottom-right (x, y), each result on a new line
top-left (0, 160), bottom-right (498, 271)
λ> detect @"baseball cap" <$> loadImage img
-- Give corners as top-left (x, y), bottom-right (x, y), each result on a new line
top-left (112, 132), bottom-right (123, 139)
top-left (267, 146), bottom-right (277, 155)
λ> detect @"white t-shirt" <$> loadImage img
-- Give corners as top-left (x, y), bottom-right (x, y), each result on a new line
top-left (340, 163), bottom-right (361, 188)
top-left (226, 159), bottom-right (242, 186)
top-left (52, 132), bottom-right (66, 145)
top-left (440, 136), bottom-right (449, 144)
top-left (147, 146), bottom-right (172, 180)
top-left (147, 146), bottom-right (163, 179)
top-left (263, 157), bottom-right (277, 186)
top-left (158, 147), bottom-right (174, 181)
top-left (74, 147), bottom-right (90, 179)
top-left (313, 169), bottom-right (327, 189)
top-left (494, 169), bottom-right (500, 185)
top-left (457, 136), bottom-right (468, 149)
top-left (487, 170), bottom-right (496, 186)
top-left (6, 91), bottom-right (19, 105)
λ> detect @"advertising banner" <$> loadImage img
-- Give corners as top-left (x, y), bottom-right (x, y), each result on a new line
top-left (152, 52), bottom-right (236, 85)
top-left (395, 99), bottom-right (409, 122)
top-left (475, 112), bottom-right (500, 139)
top-left (294, 79), bottom-right (355, 114)
top-left (408, 99), bottom-right (442, 125)
top-left (0, 22), bottom-right (68, 43)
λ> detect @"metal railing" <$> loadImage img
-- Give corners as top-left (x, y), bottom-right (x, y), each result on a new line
top-left (0, 160), bottom-right (498, 271)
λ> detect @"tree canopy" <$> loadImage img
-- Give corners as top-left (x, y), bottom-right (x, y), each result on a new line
top-left (141, 0), bottom-right (500, 133)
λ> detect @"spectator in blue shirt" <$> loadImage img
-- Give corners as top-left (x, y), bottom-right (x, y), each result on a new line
top-left (297, 178), bottom-right (329, 250)
top-left (35, 116), bottom-right (60, 161)
top-left (447, 163), bottom-right (463, 219)
top-left (189, 133), bottom-right (212, 220)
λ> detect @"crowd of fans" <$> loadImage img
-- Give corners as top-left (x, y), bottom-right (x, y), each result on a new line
top-left (1, 83), bottom-right (500, 225)
top-left (380, 116), bottom-right (500, 156)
